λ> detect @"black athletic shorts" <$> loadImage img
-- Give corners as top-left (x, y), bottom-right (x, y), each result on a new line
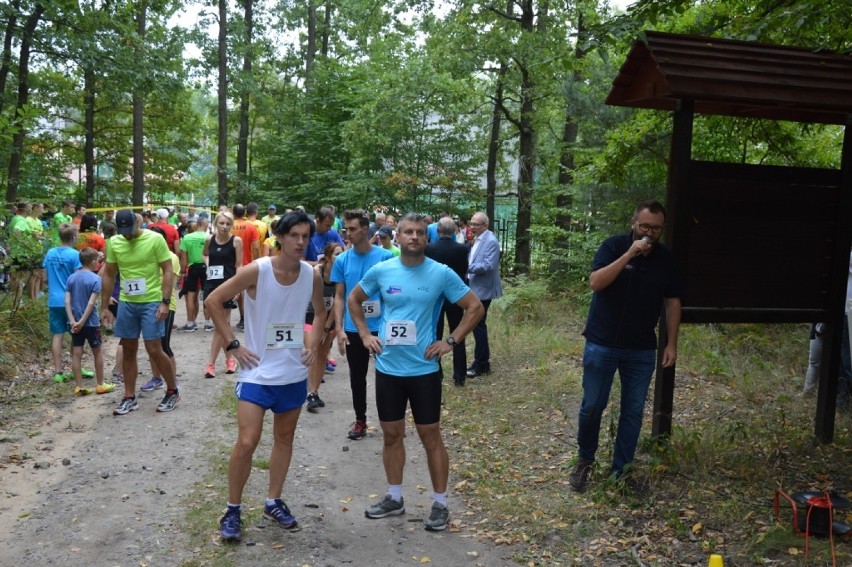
top-left (375, 370), bottom-right (443, 425)
top-left (183, 263), bottom-right (206, 294)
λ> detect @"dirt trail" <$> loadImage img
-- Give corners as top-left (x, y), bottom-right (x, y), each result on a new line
top-left (0, 299), bottom-right (517, 566)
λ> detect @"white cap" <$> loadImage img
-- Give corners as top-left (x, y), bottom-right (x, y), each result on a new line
top-left (156, 208), bottom-right (169, 219)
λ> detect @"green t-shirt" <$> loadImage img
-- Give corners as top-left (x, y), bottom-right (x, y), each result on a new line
top-left (180, 230), bottom-right (208, 265)
top-left (26, 217), bottom-right (44, 233)
top-left (8, 214), bottom-right (30, 232)
top-left (51, 212), bottom-right (73, 245)
top-left (106, 230), bottom-right (172, 303)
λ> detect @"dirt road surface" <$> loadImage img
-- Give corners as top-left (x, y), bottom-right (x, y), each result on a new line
top-left (0, 298), bottom-right (518, 566)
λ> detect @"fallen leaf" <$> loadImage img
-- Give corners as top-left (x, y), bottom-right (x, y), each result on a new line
top-left (420, 557), bottom-right (431, 563)
top-left (692, 522), bottom-right (703, 535)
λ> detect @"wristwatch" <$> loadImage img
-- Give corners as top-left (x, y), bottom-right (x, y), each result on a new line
top-left (446, 336), bottom-right (457, 347)
top-left (161, 297), bottom-right (171, 305)
top-left (225, 339), bottom-right (240, 352)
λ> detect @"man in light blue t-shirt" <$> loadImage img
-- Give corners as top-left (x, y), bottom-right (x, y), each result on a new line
top-left (331, 209), bottom-right (394, 441)
top-left (348, 212), bottom-right (483, 534)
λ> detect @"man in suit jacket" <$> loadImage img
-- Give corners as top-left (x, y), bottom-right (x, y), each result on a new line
top-left (425, 217), bottom-right (470, 386)
top-left (466, 212), bottom-right (503, 378)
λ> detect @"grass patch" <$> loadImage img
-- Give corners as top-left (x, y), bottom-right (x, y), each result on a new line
top-left (443, 284), bottom-right (852, 566)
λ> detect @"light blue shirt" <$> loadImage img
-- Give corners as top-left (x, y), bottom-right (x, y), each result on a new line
top-left (331, 246), bottom-right (395, 332)
top-left (42, 245), bottom-right (82, 308)
top-left (358, 257), bottom-right (469, 376)
top-left (66, 269), bottom-right (102, 327)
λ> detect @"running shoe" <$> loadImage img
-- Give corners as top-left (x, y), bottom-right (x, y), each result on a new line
top-left (424, 502), bottom-right (449, 531)
top-left (140, 376), bottom-right (164, 392)
top-left (325, 362), bottom-right (335, 374)
top-left (347, 419), bottom-right (367, 440)
top-left (113, 396), bottom-right (139, 415)
top-left (156, 389), bottom-right (181, 412)
top-left (204, 323), bottom-right (214, 332)
top-left (179, 322), bottom-right (197, 332)
top-left (327, 357), bottom-right (337, 367)
top-left (236, 319), bottom-right (244, 330)
top-left (74, 386), bottom-right (93, 397)
top-left (95, 383), bottom-right (116, 394)
top-left (365, 495), bottom-right (405, 519)
top-left (306, 392), bottom-right (325, 413)
top-left (225, 358), bottom-right (237, 374)
top-left (219, 507), bottom-right (242, 542)
top-left (53, 372), bottom-right (68, 383)
top-left (204, 364), bottom-right (216, 378)
top-left (111, 373), bottom-right (124, 384)
top-left (62, 369), bottom-right (96, 381)
top-left (263, 499), bottom-right (300, 531)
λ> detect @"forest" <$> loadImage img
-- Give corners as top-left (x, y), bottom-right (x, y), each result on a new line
top-left (0, 0), bottom-right (850, 277)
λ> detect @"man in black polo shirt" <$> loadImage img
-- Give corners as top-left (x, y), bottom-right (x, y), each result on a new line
top-left (569, 200), bottom-right (683, 492)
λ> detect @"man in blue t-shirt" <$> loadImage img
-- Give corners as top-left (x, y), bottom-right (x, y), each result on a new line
top-left (348, 212), bottom-right (483, 533)
top-left (569, 200), bottom-right (683, 493)
top-left (305, 205), bottom-right (344, 262)
top-left (331, 209), bottom-right (394, 440)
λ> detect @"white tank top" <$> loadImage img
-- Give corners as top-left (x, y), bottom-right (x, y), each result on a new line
top-left (239, 257), bottom-right (314, 385)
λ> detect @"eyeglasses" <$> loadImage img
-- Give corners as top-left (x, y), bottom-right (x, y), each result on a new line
top-left (635, 222), bottom-right (664, 233)
top-left (470, 222), bottom-right (484, 227)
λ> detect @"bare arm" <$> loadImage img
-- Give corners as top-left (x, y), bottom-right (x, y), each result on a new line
top-left (424, 291), bottom-right (484, 359)
top-left (348, 284), bottom-right (382, 354)
top-left (156, 257), bottom-right (174, 321)
top-left (661, 297), bottom-right (682, 367)
top-left (588, 239), bottom-right (653, 292)
top-left (303, 269), bottom-right (327, 366)
top-left (205, 262), bottom-right (261, 369)
top-left (333, 282), bottom-right (347, 354)
top-left (100, 262), bottom-right (117, 327)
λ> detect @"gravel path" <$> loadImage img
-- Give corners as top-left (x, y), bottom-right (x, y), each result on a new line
top-left (0, 299), bottom-right (516, 566)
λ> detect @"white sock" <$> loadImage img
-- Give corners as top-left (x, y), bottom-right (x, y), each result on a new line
top-left (266, 497), bottom-right (279, 506)
top-left (388, 484), bottom-right (403, 502)
top-left (433, 491), bottom-right (447, 506)
top-left (227, 502), bottom-right (241, 510)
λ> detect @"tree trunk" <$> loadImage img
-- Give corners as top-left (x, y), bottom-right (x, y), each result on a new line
top-left (551, 13), bottom-right (586, 273)
top-left (217, 0), bottom-right (228, 206)
top-left (0, 0), bottom-right (20, 116)
top-left (132, 2), bottom-right (146, 206)
top-left (84, 65), bottom-right (96, 206)
top-left (321, 2), bottom-right (331, 57)
top-left (236, 0), bottom-right (252, 186)
top-left (485, 64), bottom-right (506, 224)
top-left (5, 3), bottom-right (43, 205)
top-left (305, 0), bottom-right (316, 86)
top-left (513, 0), bottom-right (536, 275)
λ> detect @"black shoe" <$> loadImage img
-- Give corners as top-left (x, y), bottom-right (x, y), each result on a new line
top-left (236, 319), bottom-right (244, 330)
top-left (569, 459), bottom-right (594, 493)
top-left (306, 392), bottom-right (324, 412)
top-left (466, 366), bottom-right (491, 378)
top-left (453, 377), bottom-right (465, 387)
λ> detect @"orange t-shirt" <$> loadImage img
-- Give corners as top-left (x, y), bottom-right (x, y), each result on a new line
top-left (231, 219), bottom-right (259, 265)
top-left (76, 231), bottom-right (106, 252)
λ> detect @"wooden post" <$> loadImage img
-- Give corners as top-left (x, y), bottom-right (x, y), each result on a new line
top-left (652, 99), bottom-right (693, 437)
top-left (816, 117), bottom-right (852, 443)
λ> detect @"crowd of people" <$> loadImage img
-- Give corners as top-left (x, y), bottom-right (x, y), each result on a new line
top-left (3, 198), bottom-right (505, 541)
top-left (7, 195), bottom-right (851, 540)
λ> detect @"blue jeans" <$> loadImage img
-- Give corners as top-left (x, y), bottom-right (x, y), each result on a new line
top-left (576, 341), bottom-right (656, 476)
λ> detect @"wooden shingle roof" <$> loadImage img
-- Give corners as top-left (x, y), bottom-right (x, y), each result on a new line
top-left (606, 31), bottom-right (852, 125)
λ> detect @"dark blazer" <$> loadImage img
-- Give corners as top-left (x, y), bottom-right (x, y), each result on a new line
top-left (425, 236), bottom-right (469, 284)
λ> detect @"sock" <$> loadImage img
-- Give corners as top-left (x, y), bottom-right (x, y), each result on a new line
top-left (266, 497), bottom-right (279, 507)
top-left (433, 491), bottom-right (448, 506)
top-left (227, 502), bottom-right (241, 511)
top-left (388, 484), bottom-right (403, 502)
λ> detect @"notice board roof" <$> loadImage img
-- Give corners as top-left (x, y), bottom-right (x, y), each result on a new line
top-left (606, 31), bottom-right (852, 125)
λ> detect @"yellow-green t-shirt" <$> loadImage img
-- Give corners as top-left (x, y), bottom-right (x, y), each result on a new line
top-left (167, 252), bottom-right (180, 311)
top-left (250, 219), bottom-right (268, 243)
top-left (106, 230), bottom-right (172, 303)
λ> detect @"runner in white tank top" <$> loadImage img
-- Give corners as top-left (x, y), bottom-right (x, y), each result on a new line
top-left (205, 212), bottom-right (326, 542)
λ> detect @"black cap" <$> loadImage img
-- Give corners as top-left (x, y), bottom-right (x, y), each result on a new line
top-left (115, 209), bottom-right (135, 235)
top-left (377, 226), bottom-right (393, 238)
